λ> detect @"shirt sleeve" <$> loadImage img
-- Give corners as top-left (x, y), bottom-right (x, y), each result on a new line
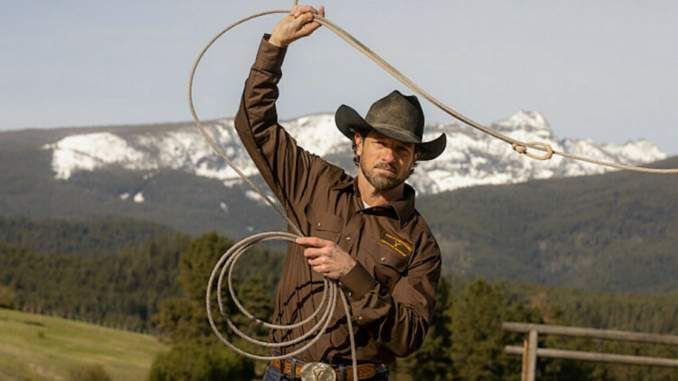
top-left (339, 235), bottom-right (442, 357)
top-left (234, 35), bottom-right (323, 222)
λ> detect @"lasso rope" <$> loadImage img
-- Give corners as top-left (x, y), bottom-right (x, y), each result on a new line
top-left (309, 14), bottom-right (678, 173)
top-left (190, 10), bottom-right (360, 379)
top-left (206, 232), bottom-right (356, 364)
top-left (190, 4), bottom-right (678, 381)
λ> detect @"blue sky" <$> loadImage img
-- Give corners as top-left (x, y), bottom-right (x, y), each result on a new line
top-left (2, 0), bottom-right (678, 155)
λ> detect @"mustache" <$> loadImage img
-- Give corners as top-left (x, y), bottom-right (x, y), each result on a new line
top-left (373, 163), bottom-right (396, 172)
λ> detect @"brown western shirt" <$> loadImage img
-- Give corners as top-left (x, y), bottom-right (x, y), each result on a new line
top-left (234, 35), bottom-right (442, 365)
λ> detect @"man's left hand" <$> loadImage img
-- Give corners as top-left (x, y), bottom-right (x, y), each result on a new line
top-left (296, 236), bottom-right (356, 280)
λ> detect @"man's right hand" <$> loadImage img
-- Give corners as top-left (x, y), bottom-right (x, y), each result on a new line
top-left (269, 5), bottom-right (325, 47)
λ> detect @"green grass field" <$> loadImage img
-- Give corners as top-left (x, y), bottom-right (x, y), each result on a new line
top-left (0, 308), bottom-right (169, 381)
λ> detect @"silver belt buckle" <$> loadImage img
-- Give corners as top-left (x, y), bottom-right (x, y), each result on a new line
top-left (300, 362), bottom-right (336, 381)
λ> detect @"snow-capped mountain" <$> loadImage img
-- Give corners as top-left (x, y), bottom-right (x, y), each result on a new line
top-left (42, 111), bottom-right (667, 195)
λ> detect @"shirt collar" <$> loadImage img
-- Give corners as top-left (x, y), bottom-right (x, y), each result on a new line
top-left (331, 177), bottom-right (416, 228)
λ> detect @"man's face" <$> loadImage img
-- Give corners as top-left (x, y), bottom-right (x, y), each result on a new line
top-left (355, 130), bottom-right (419, 192)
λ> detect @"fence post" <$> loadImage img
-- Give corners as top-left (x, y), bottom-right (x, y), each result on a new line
top-left (526, 330), bottom-right (538, 381)
top-left (521, 336), bottom-right (528, 381)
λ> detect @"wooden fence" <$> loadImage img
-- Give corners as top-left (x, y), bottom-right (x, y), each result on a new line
top-left (503, 322), bottom-right (678, 381)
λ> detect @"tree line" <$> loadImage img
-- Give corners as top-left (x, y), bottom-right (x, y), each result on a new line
top-left (149, 233), bottom-right (678, 381)
top-left (418, 162), bottom-right (678, 294)
top-left (1, 216), bottom-right (677, 380)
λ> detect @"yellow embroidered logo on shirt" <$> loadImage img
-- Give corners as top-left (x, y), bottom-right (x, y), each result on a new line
top-left (380, 233), bottom-right (412, 257)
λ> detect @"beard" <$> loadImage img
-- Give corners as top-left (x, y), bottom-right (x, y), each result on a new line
top-left (360, 161), bottom-right (408, 191)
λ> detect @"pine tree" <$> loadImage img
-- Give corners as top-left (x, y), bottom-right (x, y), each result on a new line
top-left (398, 277), bottom-right (454, 381)
top-left (449, 278), bottom-right (508, 381)
top-left (151, 232), bottom-right (257, 379)
top-left (178, 232), bottom-right (233, 302)
top-left (0, 284), bottom-right (16, 309)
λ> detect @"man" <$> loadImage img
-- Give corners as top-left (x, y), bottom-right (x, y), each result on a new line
top-left (234, 5), bottom-right (446, 381)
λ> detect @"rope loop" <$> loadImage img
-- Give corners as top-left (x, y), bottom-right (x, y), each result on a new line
top-left (512, 142), bottom-right (554, 161)
top-left (206, 231), bottom-right (357, 368)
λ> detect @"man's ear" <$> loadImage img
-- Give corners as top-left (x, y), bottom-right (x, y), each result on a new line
top-left (354, 132), bottom-right (364, 156)
top-left (411, 152), bottom-right (421, 167)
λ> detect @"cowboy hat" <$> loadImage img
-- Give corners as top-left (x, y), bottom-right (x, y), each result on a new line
top-left (335, 90), bottom-right (446, 161)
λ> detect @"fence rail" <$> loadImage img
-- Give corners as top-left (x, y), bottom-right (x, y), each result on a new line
top-left (503, 322), bottom-right (678, 381)
top-left (505, 345), bottom-right (678, 368)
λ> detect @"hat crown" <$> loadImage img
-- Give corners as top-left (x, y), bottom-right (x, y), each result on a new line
top-left (334, 90), bottom-right (446, 161)
top-left (364, 91), bottom-right (424, 140)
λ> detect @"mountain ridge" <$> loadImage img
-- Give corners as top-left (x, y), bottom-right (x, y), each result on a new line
top-left (1, 112), bottom-right (675, 293)
top-left (35, 110), bottom-right (667, 195)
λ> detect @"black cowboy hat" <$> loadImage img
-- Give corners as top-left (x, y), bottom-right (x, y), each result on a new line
top-left (335, 90), bottom-right (446, 161)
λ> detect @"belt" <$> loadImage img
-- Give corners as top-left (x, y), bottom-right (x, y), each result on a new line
top-left (270, 358), bottom-right (387, 381)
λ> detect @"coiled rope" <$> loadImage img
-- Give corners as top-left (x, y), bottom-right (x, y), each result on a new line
top-left (205, 232), bottom-right (356, 365)
top-left (190, 3), bottom-right (678, 380)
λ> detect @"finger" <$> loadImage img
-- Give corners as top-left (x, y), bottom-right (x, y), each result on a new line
top-left (296, 236), bottom-right (314, 246)
top-left (311, 265), bottom-right (329, 275)
top-left (303, 10), bottom-right (324, 33)
top-left (307, 256), bottom-right (328, 266)
top-left (303, 247), bottom-right (326, 259)
top-left (303, 248), bottom-right (317, 258)
top-left (296, 236), bottom-right (329, 248)
top-left (290, 12), bottom-right (315, 32)
top-left (301, 20), bottom-right (322, 35)
top-left (296, 236), bottom-right (316, 247)
top-left (319, 5), bottom-right (325, 18)
top-left (293, 5), bottom-right (319, 17)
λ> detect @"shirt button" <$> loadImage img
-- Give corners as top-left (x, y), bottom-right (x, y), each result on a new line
top-left (345, 236), bottom-right (351, 241)
top-left (357, 316), bottom-right (363, 322)
top-left (317, 223), bottom-right (321, 227)
top-left (381, 257), bottom-right (386, 261)
top-left (348, 292), bottom-right (352, 297)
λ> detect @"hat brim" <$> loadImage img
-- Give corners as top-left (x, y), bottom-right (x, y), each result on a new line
top-left (335, 104), bottom-right (446, 161)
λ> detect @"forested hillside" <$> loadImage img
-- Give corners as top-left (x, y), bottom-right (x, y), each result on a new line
top-left (1, 214), bottom-right (677, 332)
top-left (0, 216), bottom-right (284, 331)
top-left (500, 280), bottom-right (678, 335)
top-left (0, 215), bottom-right (176, 255)
top-left (1, 215), bottom-right (677, 380)
top-left (0, 236), bottom-right (189, 330)
top-left (419, 156), bottom-right (678, 293)
top-left (2, 127), bottom-right (676, 294)
top-left (0, 120), bottom-right (678, 293)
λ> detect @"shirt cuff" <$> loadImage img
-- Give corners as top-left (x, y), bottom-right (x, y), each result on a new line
top-left (338, 262), bottom-right (376, 300)
top-left (252, 34), bottom-right (288, 73)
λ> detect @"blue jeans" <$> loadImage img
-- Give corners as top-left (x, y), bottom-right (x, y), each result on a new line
top-left (262, 363), bottom-right (389, 381)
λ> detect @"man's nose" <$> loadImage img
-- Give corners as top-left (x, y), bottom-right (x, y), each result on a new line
top-left (381, 147), bottom-right (395, 163)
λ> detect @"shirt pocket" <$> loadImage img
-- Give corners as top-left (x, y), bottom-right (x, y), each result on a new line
top-left (362, 238), bottom-right (409, 291)
top-left (304, 204), bottom-right (343, 242)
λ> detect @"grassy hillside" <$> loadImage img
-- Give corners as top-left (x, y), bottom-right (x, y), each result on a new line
top-left (0, 308), bottom-right (169, 381)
